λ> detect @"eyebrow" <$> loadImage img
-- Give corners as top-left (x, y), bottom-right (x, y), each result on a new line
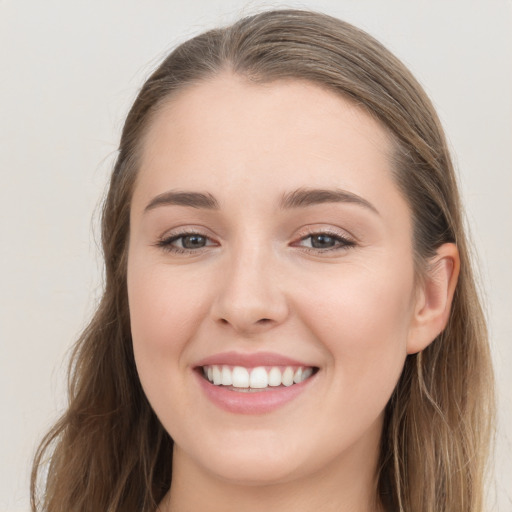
top-left (143, 187), bottom-right (378, 215)
top-left (279, 187), bottom-right (379, 214)
top-left (144, 191), bottom-right (219, 212)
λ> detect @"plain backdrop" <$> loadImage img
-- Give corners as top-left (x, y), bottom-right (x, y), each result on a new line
top-left (1, 1), bottom-right (510, 510)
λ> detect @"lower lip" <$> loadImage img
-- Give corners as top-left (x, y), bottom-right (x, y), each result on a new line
top-left (195, 370), bottom-right (316, 415)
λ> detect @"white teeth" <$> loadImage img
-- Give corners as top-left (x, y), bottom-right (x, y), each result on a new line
top-left (268, 367), bottom-right (282, 387)
top-left (231, 366), bottom-right (250, 388)
top-left (221, 366), bottom-right (232, 386)
top-left (282, 367), bottom-right (294, 387)
top-left (302, 367), bottom-right (313, 380)
top-left (212, 366), bottom-right (222, 385)
top-left (249, 367), bottom-right (268, 388)
top-left (203, 364), bottom-right (315, 389)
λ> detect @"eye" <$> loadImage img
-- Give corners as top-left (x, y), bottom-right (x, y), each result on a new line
top-left (306, 234), bottom-right (338, 249)
top-left (294, 231), bottom-right (356, 252)
top-left (176, 234), bottom-right (208, 249)
top-left (156, 231), bottom-right (217, 253)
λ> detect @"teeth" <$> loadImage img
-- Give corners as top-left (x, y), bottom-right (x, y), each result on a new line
top-left (221, 366), bottom-right (232, 386)
top-left (212, 366), bottom-right (222, 385)
top-left (302, 367), bottom-right (313, 380)
top-left (268, 367), bottom-right (282, 387)
top-left (203, 365), bottom-right (315, 389)
top-left (249, 367), bottom-right (268, 388)
top-left (232, 366), bottom-right (249, 388)
top-left (282, 367), bottom-right (294, 387)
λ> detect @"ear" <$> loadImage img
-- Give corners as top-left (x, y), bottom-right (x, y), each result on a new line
top-left (406, 243), bottom-right (460, 355)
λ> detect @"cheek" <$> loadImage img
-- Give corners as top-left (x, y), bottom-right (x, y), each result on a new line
top-left (127, 260), bottom-right (217, 438)
top-left (127, 258), bottom-right (210, 383)
top-left (129, 258), bottom-right (201, 339)
top-left (296, 258), bottom-right (414, 398)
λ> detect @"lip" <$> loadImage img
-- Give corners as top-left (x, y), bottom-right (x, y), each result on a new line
top-left (195, 351), bottom-right (310, 368)
top-left (193, 351), bottom-right (318, 415)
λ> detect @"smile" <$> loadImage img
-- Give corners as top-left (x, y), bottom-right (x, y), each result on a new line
top-left (201, 365), bottom-right (315, 390)
top-left (193, 352), bottom-right (319, 414)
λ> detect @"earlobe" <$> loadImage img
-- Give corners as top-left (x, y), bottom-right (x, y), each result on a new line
top-left (406, 243), bottom-right (460, 355)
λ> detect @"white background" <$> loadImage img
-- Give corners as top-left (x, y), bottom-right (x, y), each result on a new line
top-left (0, 1), bottom-right (510, 510)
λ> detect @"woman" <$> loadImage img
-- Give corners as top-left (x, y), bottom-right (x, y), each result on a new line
top-left (31, 9), bottom-right (494, 512)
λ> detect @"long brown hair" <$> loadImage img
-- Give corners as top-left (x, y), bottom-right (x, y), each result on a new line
top-left (31, 10), bottom-right (494, 512)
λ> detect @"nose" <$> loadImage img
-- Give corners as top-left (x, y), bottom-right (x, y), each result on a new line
top-left (210, 244), bottom-right (289, 335)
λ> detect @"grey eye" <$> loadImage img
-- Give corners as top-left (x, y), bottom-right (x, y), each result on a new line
top-left (309, 234), bottom-right (337, 248)
top-left (180, 235), bottom-right (207, 249)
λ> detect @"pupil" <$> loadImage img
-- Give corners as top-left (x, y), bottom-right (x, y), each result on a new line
top-left (311, 234), bottom-right (335, 248)
top-left (183, 235), bottom-right (206, 249)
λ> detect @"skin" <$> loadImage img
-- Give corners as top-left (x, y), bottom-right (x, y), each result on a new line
top-left (127, 74), bottom-right (459, 512)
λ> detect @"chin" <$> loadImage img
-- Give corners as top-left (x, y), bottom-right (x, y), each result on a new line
top-left (179, 433), bottom-right (309, 485)
top-left (205, 457), bottom-right (305, 486)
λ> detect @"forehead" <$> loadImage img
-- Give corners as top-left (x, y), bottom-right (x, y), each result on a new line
top-left (134, 73), bottom-right (403, 217)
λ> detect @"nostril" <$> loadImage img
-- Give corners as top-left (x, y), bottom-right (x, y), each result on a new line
top-left (216, 313), bottom-right (282, 333)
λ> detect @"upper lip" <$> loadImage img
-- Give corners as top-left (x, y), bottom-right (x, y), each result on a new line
top-left (195, 351), bottom-right (313, 368)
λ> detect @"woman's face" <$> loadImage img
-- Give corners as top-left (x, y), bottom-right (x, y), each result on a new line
top-left (127, 75), bottom-right (420, 486)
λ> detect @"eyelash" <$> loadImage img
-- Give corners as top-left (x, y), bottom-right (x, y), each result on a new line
top-left (155, 229), bottom-right (356, 255)
top-left (293, 230), bottom-right (356, 253)
top-left (155, 230), bottom-right (216, 255)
